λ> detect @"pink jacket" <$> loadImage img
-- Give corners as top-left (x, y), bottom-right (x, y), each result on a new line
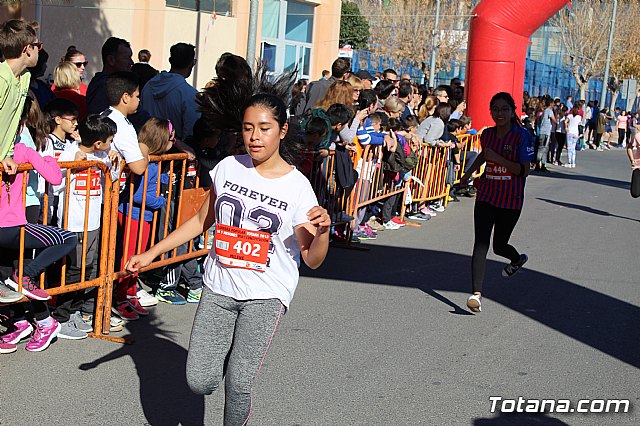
top-left (0, 143), bottom-right (62, 227)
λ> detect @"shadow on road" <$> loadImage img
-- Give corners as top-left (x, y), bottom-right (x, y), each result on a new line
top-left (474, 412), bottom-right (569, 425)
top-left (537, 197), bottom-right (640, 223)
top-left (78, 312), bottom-right (205, 425)
top-left (302, 244), bottom-right (639, 369)
top-left (530, 168), bottom-right (630, 191)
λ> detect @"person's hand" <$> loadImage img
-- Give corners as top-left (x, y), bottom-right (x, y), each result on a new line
top-left (632, 158), bottom-right (640, 169)
top-left (70, 130), bottom-right (81, 141)
top-left (108, 150), bottom-right (122, 165)
top-left (456, 101), bottom-right (467, 113)
top-left (1, 158), bottom-right (18, 175)
top-left (454, 164), bottom-right (461, 172)
top-left (345, 143), bottom-right (357, 152)
top-left (355, 109), bottom-right (368, 122)
top-left (124, 251), bottom-right (156, 273)
top-left (307, 206), bottom-right (331, 235)
top-left (74, 151), bottom-right (87, 162)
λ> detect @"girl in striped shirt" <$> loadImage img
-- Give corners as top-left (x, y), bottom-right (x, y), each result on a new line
top-left (460, 92), bottom-right (534, 313)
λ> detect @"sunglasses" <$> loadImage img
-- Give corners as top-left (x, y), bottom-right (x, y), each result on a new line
top-left (29, 42), bottom-right (43, 51)
top-left (73, 61), bottom-right (89, 67)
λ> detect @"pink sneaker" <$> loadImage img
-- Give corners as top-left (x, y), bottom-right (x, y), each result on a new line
top-left (9, 272), bottom-right (50, 301)
top-left (25, 318), bottom-right (61, 352)
top-left (420, 207), bottom-right (437, 217)
top-left (0, 339), bottom-right (17, 354)
top-left (1, 320), bottom-right (33, 344)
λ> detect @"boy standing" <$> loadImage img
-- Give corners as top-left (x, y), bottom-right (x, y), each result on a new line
top-left (103, 71), bottom-right (148, 175)
top-left (53, 115), bottom-right (121, 339)
top-left (0, 19), bottom-right (40, 173)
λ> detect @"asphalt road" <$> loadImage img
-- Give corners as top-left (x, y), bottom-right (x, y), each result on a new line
top-left (1, 147), bottom-right (638, 426)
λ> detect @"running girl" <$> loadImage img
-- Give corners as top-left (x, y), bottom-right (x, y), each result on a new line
top-left (460, 92), bottom-right (535, 313)
top-left (125, 59), bottom-right (330, 424)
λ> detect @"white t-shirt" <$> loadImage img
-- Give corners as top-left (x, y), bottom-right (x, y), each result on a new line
top-left (106, 107), bottom-right (143, 164)
top-left (567, 114), bottom-right (582, 135)
top-left (56, 143), bottom-right (120, 232)
top-left (202, 155), bottom-right (318, 309)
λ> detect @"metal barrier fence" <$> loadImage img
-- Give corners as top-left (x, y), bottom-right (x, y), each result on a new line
top-left (1, 133), bottom-right (483, 343)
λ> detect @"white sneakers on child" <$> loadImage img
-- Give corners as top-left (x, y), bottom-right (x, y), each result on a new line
top-left (467, 294), bottom-right (482, 313)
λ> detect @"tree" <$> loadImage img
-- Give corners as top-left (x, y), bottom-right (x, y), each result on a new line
top-left (606, 0), bottom-right (640, 110)
top-left (552, 0), bottom-right (613, 100)
top-left (340, 1), bottom-right (370, 49)
top-left (354, 0), bottom-right (471, 75)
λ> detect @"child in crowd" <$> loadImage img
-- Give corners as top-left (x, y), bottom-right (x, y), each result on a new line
top-left (43, 98), bottom-right (80, 159)
top-left (103, 71), bottom-right (149, 176)
top-left (565, 105), bottom-right (582, 168)
top-left (0, 103), bottom-right (77, 353)
top-left (16, 94), bottom-right (52, 223)
top-left (51, 114), bottom-right (121, 339)
top-left (300, 116), bottom-right (330, 176)
top-left (115, 118), bottom-right (172, 320)
top-left (460, 115), bottom-right (478, 135)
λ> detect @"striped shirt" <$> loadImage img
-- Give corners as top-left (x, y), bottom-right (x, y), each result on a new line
top-left (476, 125), bottom-right (534, 210)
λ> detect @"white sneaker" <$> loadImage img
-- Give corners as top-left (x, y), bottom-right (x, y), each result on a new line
top-left (467, 294), bottom-right (482, 312)
top-left (430, 204), bottom-right (445, 213)
top-left (383, 221), bottom-right (401, 230)
top-left (137, 287), bottom-right (158, 307)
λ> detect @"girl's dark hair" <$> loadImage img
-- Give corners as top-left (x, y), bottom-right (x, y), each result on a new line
top-left (572, 105), bottom-right (580, 116)
top-left (490, 92), bottom-right (522, 126)
top-left (433, 102), bottom-right (452, 123)
top-left (197, 56), bottom-right (302, 164)
top-left (21, 93), bottom-right (49, 151)
top-left (62, 45), bottom-right (84, 63)
top-left (198, 58), bottom-right (295, 132)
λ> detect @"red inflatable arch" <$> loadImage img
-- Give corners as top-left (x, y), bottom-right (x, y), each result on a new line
top-left (465, 0), bottom-right (569, 128)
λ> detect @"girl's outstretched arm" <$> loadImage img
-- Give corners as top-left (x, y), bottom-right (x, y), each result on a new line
top-left (125, 189), bottom-right (216, 272)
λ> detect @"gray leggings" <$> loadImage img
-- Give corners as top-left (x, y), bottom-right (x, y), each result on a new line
top-left (186, 287), bottom-right (284, 425)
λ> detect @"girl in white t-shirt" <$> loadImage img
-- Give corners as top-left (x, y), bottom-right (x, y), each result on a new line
top-left (125, 61), bottom-right (330, 425)
top-left (565, 106), bottom-right (583, 168)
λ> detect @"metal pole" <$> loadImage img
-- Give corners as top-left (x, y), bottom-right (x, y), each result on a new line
top-left (429, 0), bottom-right (441, 87)
top-left (600, 0), bottom-right (618, 108)
top-left (247, 0), bottom-right (260, 71)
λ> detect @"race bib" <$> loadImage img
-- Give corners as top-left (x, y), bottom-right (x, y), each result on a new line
top-left (74, 169), bottom-right (102, 196)
top-left (485, 161), bottom-right (511, 181)
top-left (214, 223), bottom-right (271, 272)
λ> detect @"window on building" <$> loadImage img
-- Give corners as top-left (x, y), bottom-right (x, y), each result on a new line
top-left (260, 0), bottom-right (315, 79)
top-left (166, 0), bottom-right (233, 16)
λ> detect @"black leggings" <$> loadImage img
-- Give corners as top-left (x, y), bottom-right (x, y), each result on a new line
top-left (0, 224), bottom-right (76, 321)
top-left (472, 201), bottom-right (522, 294)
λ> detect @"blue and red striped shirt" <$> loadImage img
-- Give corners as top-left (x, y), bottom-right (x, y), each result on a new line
top-left (476, 124), bottom-right (534, 210)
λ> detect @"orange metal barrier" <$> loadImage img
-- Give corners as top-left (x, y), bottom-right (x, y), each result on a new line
top-left (349, 144), bottom-right (409, 223)
top-left (411, 145), bottom-right (450, 204)
top-left (0, 160), bottom-right (116, 341)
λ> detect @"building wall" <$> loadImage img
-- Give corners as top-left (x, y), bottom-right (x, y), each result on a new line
top-left (2, 0), bottom-right (340, 87)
